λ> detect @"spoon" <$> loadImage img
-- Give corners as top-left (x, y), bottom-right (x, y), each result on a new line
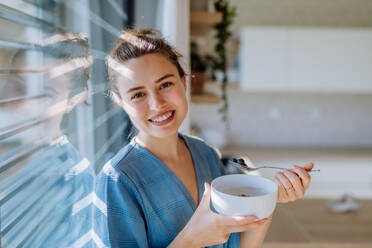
top-left (228, 158), bottom-right (320, 173)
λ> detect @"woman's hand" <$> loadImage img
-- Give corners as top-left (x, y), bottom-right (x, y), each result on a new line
top-left (169, 183), bottom-right (270, 248)
top-left (275, 162), bottom-right (313, 203)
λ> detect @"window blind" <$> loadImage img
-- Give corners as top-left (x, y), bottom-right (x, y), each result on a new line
top-left (0, 1), bottom-right (132, 247)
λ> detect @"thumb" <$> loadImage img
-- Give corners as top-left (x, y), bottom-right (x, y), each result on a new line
top-left (302, 162), bottom-right (314, 171)
top-left (199, 182), bottom-right (212, 207)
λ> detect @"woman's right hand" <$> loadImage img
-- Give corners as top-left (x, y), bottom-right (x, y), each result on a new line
top-left (169, 183), bottom-right (270, 248)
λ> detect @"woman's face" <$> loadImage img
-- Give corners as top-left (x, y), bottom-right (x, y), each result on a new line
top-left (115, 53), bottom-right (188, 139)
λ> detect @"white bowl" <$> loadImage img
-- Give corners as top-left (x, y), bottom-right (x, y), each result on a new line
top-left (211, 174), bottom-right (278, 219)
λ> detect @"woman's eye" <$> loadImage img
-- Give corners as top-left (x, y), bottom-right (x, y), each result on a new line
top-left (131, 92), bottom-right (145, 100)
top-left (160, 82), bottom-right (173, 89)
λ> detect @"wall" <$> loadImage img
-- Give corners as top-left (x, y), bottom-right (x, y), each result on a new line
top-left (239, 27), bottom-right (372, 93)
top-left (230, 0), bottom-right (372, 30)
top-left (191, 85), bottom-right (372, 148)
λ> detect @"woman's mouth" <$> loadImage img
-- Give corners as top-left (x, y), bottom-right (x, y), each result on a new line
top-left (149, 110), bottom-right (175, 126)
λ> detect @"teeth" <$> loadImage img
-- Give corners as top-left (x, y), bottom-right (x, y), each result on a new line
top-left (152, 112), bottom-right (173, 122)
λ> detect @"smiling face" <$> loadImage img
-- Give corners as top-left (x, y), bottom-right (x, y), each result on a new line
top-left (115, 53), bottom-right (188, 139)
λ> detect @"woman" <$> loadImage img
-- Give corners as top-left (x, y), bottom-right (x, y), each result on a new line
top-left (94, 29), bottom-right (313, 248)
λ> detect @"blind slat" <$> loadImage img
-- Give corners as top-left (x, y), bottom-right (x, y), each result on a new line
top-left (0, 139), bottom-right (47, 173)
top-left (0, 39), bottom-right (38, 50)
top-left (4, 184), bottom-right (74, 248)
top-left (0, 4), bottom-right (59, 32)
top-left (0, 93), bottom-right (48, 105)
top-left (0, 97), bottom-right (74, 140)
top-left (0, 0), bottom-right (55, 24)
top-left (2, 158), bottom-right (76, 234)
top-left (0, 117), bottom-right (50, 141)
top-left (0, 69), bottom-right (44, 74)
top-left (0, 144), bottom-right (65, 203)
top-left (64, 1), bottom-right (121, 37)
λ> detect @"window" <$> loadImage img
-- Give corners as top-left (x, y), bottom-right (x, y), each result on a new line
top-left (0, 0), bottom-right (132, 246)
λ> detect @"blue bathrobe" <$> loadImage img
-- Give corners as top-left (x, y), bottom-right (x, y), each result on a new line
top-left (94, 133), bottom-right (240, 248)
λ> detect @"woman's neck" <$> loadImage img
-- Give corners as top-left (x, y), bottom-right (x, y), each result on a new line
top-left (135, 132), bottom-right (185, 162)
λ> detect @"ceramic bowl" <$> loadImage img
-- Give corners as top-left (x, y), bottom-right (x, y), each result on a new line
top-left (211, 174), bottom-right (278, 219)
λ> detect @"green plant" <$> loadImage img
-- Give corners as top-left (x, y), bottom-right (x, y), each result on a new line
top-left (210, 0), bottom-right (236, 124)
top-left (190, 41), bottom-right (208, 72)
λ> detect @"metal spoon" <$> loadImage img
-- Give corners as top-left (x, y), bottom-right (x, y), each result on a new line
top-left (228, 158), bottom-right (320, 173)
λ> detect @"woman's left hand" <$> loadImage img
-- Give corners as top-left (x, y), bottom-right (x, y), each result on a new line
top-left (274, 162), bottom-right (313, 203)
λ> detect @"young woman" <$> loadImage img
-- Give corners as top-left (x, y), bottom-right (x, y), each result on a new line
top-left (94, 29), bottom-right (313, 248)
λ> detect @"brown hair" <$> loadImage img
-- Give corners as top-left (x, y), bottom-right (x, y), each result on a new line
top-left (107, 28), bottom-right (186, 100)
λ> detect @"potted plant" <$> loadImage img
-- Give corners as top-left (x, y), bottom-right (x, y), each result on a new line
top-left (210, 0), bottom-right (236, 124)
top-left (190, 41), bottom-right (208, 94)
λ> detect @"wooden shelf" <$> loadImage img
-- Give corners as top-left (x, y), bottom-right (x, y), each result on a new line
top-left (191, 92), bottom-right (221, 104)
top-left (190, 82), bottom-right (239, 104)
top-left (190, 11), bottom-right (222, 24)
top-left (198, 42), bottom-right (240, 53)
top-left (190, 11), bottom-right (222, 36)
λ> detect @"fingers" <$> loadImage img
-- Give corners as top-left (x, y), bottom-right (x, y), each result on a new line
top-left (215, 215), bottom-right (267, 233)
top-left (227, 216), bottom-right (272, 233)
top-left (217, 215), bottom-right (258, 227)
top-left (275, 162), bottom-right (314, 202)
top-left (275, 172), bottom-right (297, 201)
top-left (302, 162), bottom-right (314, 171)
top-left (203, 182), bottom-right (211, 196)
top-left (199, 182), bottom-right (212, 209)
top-left (292, 165), bottom-right (311, 189)
top-left (274, 178), bottom-right (288, 203)
top-left (283, 170), bottom-right (305, 198)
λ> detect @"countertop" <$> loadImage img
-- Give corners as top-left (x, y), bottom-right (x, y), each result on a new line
top-left (263, 199), bottom-right (372, 247)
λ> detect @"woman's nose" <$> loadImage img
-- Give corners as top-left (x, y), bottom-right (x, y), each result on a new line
top-left (149, 93), bottom-right (167, 110)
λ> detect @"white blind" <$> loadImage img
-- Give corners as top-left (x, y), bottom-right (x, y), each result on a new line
top-left (0, 1), bottom-right (132, 247)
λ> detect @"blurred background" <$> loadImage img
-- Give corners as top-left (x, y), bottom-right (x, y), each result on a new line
top-left (189, 1), bottom-right (372, 247)
top-left (0, 0), bottom-right (371, 247)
